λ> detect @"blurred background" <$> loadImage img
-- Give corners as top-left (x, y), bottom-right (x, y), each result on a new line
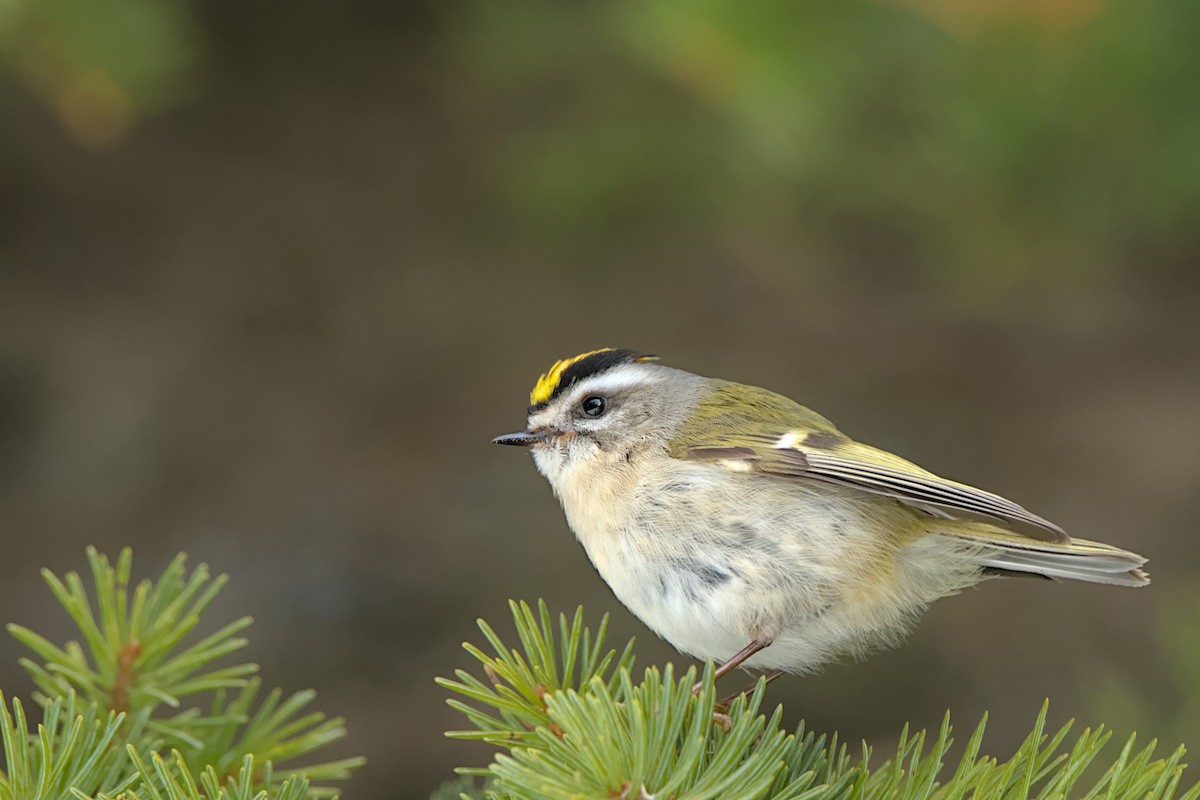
top-left (2, 0), bottom-right (1199, 795)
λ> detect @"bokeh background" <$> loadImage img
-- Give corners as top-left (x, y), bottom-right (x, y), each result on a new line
top-left (2, 0), bottom-right (1199, 796)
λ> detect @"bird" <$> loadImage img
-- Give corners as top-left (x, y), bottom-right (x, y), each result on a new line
top-left (492, 348), bottom-right (1148, 680)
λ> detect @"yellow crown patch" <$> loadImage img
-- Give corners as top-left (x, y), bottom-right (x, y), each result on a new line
top-left (529, 348), bottom-right (657, 407)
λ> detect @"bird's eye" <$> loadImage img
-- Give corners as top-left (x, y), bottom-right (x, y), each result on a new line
top-left (581, 396), bottom-right (606, 417)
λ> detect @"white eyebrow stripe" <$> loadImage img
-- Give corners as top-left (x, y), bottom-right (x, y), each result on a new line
top-left (562, 365), bottom-right (656, 400)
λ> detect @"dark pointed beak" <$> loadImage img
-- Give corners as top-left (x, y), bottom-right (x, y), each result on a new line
top-left (492, 430), bottom-right (548, 447)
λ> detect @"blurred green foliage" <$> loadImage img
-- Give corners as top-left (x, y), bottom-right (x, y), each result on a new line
top-left (5, 0), bottom-right (1198, 299)
top-left (456, 0), bottom-right (1200, 300)
top-left (0, 0), bottom-right (195, 147)
top-left (1090, 592), bottom-right (1200, 753)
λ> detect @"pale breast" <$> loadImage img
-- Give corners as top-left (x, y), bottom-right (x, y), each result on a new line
top-left (556, 454), bottom-right (896, 655)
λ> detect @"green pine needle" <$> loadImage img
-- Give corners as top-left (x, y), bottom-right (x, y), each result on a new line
top-left (7, 547), bottom-right (257, 716)
top-left (147, 679), bottom-right (365, 795)
top-left (83, 749), bottom-right (313, 800)
top-left (435, 600), bottom-right (636, 746)
top-left (439, 599), bottom-right (1200, 800)
top-left (0, 691), bottom-right (135, 800)
top-left (1, 548), bottom-right (363, 800)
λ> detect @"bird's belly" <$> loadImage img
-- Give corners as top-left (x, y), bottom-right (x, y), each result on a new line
top-left (589, 528), bottom-right (877, 674)
top-left (586, 530), bottom-right (754, 664)
top-left (560, 463), bottom-right (956, 673)
top-left (568, 473), bottom-right (874, 668)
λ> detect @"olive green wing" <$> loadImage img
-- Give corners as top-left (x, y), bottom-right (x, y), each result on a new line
top-left (674, 430), bottom-right (1066, 542)
top-left (669, 385), bottom-right (1067, 543)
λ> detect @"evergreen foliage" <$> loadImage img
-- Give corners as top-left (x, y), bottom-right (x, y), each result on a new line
top-left (437, 600), bottom-right (1200, 800)
top-left (4, 551), bottom-right (1195, 800)
top-left (0, 548), bottom-right (363, 800)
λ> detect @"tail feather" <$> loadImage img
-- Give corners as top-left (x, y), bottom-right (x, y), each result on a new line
top-left (944, 524), bottom-right (1149, 588)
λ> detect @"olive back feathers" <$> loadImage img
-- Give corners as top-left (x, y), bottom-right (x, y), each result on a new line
top-left (667, 377), bottom-right (1149, 588)
top-left (670, 381), bottom-right (1069, 542)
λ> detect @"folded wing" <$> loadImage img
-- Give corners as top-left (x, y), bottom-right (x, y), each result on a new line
top-left (676, 430), bottom-right (1068, 543)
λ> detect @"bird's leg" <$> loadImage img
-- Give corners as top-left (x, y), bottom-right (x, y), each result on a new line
top-left (716, 669), bottom-right (784, 709)
top-left (693, 639), bottom-right (773, 696)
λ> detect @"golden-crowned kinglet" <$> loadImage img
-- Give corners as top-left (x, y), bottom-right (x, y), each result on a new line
top-left (493, 348), bottom-right (1148, 679)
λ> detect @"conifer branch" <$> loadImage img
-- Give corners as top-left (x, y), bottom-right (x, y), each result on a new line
top-left (0, 692), bottom-right (135, 800)
top-left (161, 680), bottom-right (364, 793)
top-left (434, 600), bottom-right (635, 750)
top-left (7, 547), bottom-right (256, 716)
top-left (438, 600), bottom-right (1200, 800)
top-left (1, 548), bottom-right (363, 800)
top-left (85, 750), bottom-right (312, 800)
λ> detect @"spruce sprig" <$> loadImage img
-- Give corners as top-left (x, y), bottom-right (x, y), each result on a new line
top-left (7, 547), bottom-right (256, 716)
top-left (439, 600), bottom-right (1200, 800)
top-left (0, 548), bottom-right (362, 800)
top-left (489, 664), bottom-right (813, 800)
top-left (159, 680), bottom-right (364, 794)
top-left (435, 600), bottom-right (635, 747)
top-left (0, 692), bottom-right (135, 800)
top-left (87, 750), bottom-right (311, 800)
